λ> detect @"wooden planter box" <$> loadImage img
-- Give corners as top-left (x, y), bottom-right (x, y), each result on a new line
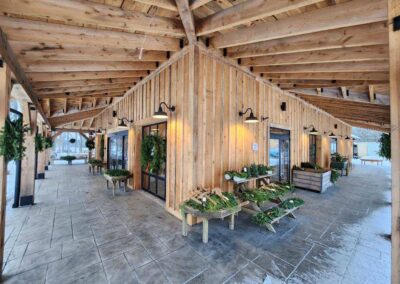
top-left (293, 169), bottom-right (332, 193)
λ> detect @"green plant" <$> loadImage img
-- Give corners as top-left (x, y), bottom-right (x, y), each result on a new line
top-left (257, 164), bottom-right (267, 175)
top-left (252, 207), bottom-right (285, 226)
top-left (105, 169), bottom-right (131, 177)
top-left (279, 198), bottom-right (304, 210)
top-left (141, 134), bottom-right (166, 173)
top-left (331, 153), bottom-right (345, 163)
top-left (0, 117), bottom-right (27, 161)
top-left (85, 139), bottom-right (95, 150)
top-left (378, 133), bottom-right (390, 160)
top-left (89, 159), bottom-right (103, 166)
top-left (330, 169), bottom-right (340, 183)
top-left (249, 164), bottom-right (259, 177)
top-left (35, 133), bottom-right (45, 153)
top-left (60, 155), bottom-right (76, 161)
top-left (43, 137), bottom-right (53, 149)
top-left (252, 212), bottom-right (271, 226)
top-left (181, 192), bottom-right (238, 212)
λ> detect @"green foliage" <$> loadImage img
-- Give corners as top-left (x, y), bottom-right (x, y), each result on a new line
top-left (141, 134), bottom-right (166, 173)
top-left (252, 212), bottom-right (271, 226)
top-left (44, 137), bottom-right (53, 149)
top-left (182, 192), bottom-right (238, 212)
top-left (279, 198), bottom-right (304, 210)
top-left (378, 133), bottom-right (391, 160)
top-left (89, 159), bottom-right (103, 166)
top-left (238, 183), bottom-right (292, 205)
top-left (105, 169), bottom-right (131, 177)
top-left (257, 164), bottom-right (267, 175)
top-left (85, 139), bottom-right (95, 150)
top-left (100, 135), bottom-right (105, 161)
top-left (249, 164), bottom-right (259, 177)
top-left (252, 207), bottom-right (286, 225)
top-left (35, 134), bottom-right (45, 153)
top-left (331, 153), bottom-right (345, 163)
top-left (60, 155), bottom-right (76, 161)
top-left (330, 169), bottom-right (340, 184)
top-left (0, 117), bottom-right (27, 161)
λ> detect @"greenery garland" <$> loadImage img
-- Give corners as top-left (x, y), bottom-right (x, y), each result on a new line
top-left (378, 133), bottom-right (390, 160)
top-left (44, 137), bottom-right (53, 149)
top-left (0, 117), bottom-right (27, 161)
top-left (85, 139), bottom-right (95, 150)
top-left (141, 134), bottom-right (166, 173)
top-left (35, 133), bottom-right (45, 153)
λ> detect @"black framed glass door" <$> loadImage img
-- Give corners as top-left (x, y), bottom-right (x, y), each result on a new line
top-left (141, 122), bottom-right (167, 200)
top-left (107, 131), bottom-right (128, 169)
top-left (269, 128), bottom-right (291, 183)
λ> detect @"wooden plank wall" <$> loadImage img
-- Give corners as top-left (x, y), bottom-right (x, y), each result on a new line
top-left (94, 46), bottom-right (352, 217)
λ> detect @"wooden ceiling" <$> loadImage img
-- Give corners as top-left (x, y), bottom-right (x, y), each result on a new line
top-left (0, 0), bottom-right (390, 132)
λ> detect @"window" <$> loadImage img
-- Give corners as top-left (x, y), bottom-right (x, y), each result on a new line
top-left (309, 135), bottom-right (317, 164)
top-left (330, 138), bottom-right (337, 154)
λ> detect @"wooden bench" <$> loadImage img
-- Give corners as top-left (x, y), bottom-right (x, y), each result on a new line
top-left (360, 158), bottom-right (383, 166)
top-left (88, 163), bottom-right (104, 175)
top-left (103, 174), bottom-right (132, 197)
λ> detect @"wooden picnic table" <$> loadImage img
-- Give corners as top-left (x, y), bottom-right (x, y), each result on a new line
top-left (360, 158), bottom-right (383, 166)
top-left (103, 173), bottom-right (132, 197)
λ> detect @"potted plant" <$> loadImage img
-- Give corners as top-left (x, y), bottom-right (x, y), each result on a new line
top-left (60, 155), bottom-right (76, 165)
top-left (293, 163), bottom-right (332, 193)
top-left (330, 153), bottom-right (348, 176)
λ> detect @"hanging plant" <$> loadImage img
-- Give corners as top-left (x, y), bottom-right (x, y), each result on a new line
top-left (0, 117), bottom-right (27, 161)
top-left (69, 138), bottom-right (76, 144)
top-left (44, 137), bottom-right (53, 149)
top-left (378, 133), bottom-right (390, 160)
top-left (141, 134), bottom-right (166, 174)
top-left (35, 133), bottom-right (45, 153)
top-left (85, 139), bottom-right (95, 150)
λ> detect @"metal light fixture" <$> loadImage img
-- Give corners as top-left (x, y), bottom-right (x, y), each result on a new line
top-left (304, 125), bottom-right (319, 135)
top-left (96, 127), bottom-right (105, 135)
top-left (345, 135), bottom-right (351, 140)
top-left (118, 117), bottom-right (133, 128)
top-left (239, 108), bottom-right (259, 123)
top-left (153, 102), bottom-right (175, 119)
top-left (324, 131), bottom-right (337, 138)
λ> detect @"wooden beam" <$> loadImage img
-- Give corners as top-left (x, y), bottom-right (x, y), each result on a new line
top-left (190, 0), bottom-right (213, 10)
top-left (11, 42), bottom-right (168, 62)
top-left (271, 79), bottom-right (388, 88)
top-left (0, 0), bottom-right (184, 37)
top-left (36, 83), bottom-right (133, 95)
top-left (133, 0), bottom-right (178, 11)
top-left (37, 90), bottom-right (127, 99)
top-left (254, 60), bottom-right (389, 73)
top-left (389, 1), bottom-right (400, 282)
top-left (175, 0), bottom-right (196, 45)
top-left (343, 118), bottom-right (390, 132)
top-left (241, 45), bottom-right (389, 66)
top-left (0, 16), bottom-right (180, 52)
top-left (0, 62), bottom-right (10, 277)
top-left (21, 61), bottom-right (157, 73)
top-left (197, 0), bottom-right (322, 36)
top-left (211, 0), bottom-right (387, 48)
top-left (228, 22), bottom-right (388, 59)
top-left (28, 71), bottom-right (148, 82)
top-left (32, 77), bottom-right (140, 89)
top-left (48, 107), bottom-right (106, 127)
top-left (0, 28), bottom-right (50, 126)
top-left (265, 72), bottom-right (390, 81)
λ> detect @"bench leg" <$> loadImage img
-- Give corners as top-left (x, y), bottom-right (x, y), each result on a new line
top-left (229, 214), bottom-right (235, 230)
top-left (124, 180), bottom-right (127, 192)
top-left (113, 182), bottom-right (116, 197)
top-left (181, 211), bottom-right (188, 237)
top-left (265, 223), bottom-right (276, 233)
top-left (106, 180), bottom-right (109, 189)
top-left (202, 219), bottom-right (209, 244)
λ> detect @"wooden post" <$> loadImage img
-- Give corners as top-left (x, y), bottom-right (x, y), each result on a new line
top-left (36, 125), bottom-right (45, 179)
top-left (20, 103), bottom-right (37, 206)
top-left (389, 1), bottom-right (400, 283)
top-left (0, 62), bottom-right (10, 277)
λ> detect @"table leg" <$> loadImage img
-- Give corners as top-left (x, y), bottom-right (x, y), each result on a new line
top-left (229, 214), bottom-right (235, 230)
top-left (106, 180), bottom-right (109, 189)
top-left (124, 180), bottom-right (127, 192)
top-left (181, 211), bottom-right (188, 237)
top-left (113, 182), bottom-right (116, 197)
top-left (202, 219), bottom-right (209, 244)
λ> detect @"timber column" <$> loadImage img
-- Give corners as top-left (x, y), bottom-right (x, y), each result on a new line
top-left (389, 1), bottom-right (400, 283)
top-left (0, 62), bottom-right (10, 274)
top-left (19, 103), bottom-right (37, 206)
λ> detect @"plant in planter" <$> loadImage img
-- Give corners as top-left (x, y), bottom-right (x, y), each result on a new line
top-left (89, 159), bottom-right (103, 166)
top-left (141, 134), bottom-right (166, 174)
top-left (181, 191), bottom-right (238, 213)
top-left (279, 198), bottom-right (304, 210)
top-left (249, 164), bottom-right (259, 177)
top-left (60, 155), bottom-right (76, 165)
top-left (105, 169), bottom-right (131, 177)
top-left (0, 117), bottom-right (28, 162)
top-left (257, 164), bottom-right (267, 175)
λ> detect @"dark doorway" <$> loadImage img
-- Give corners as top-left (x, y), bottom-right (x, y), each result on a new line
top-left (107, 131), bottom-right (128, 169)
top-left (269, 128), bottom-right (291, 183)
top-left (141, 122), bottom-right (167, 201)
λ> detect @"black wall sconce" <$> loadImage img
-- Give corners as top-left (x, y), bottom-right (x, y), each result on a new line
top-left (239, 108), bottom-right (258, 123)
top-left (324, 131), bottom-right (337, 138)
top-left (303, 125), bottom-right (319, 135)
top-left (334, 124), bottom-right (338, 129)
top-left (112, 110), bottom-right (117, 118)
top-left (153, 102), bottom-right (175, 119)
top-left (118, 117), bottom-right (133, 128)
top-left (280, 102), bottom-right (286, 111)
top-left (96, 127), bottom-right (105, 134)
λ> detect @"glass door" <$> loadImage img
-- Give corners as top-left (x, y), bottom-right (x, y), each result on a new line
top-left (107, 131), bottom-right (128, 169)
top-left (269, 128), bottom-right (291, 183)
top-left (141, 122), bottom-right (167, 200)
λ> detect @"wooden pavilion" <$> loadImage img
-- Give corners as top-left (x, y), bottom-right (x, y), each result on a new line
top-left (0, 0), bottom-right (398, 282)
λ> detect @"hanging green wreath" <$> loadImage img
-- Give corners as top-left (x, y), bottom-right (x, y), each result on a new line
top-left (35, 133), bottom-right (45, 153)
top-left (85, 139), bottom-right (95, 150)
top-left (44, 137), bottom-right (53, 149)
top-left (0, 117), bottom-right (27, 161)
top-left (378, 133), bottom-right (390, 160)
top-left (141, 134), bottom-right (166, 174)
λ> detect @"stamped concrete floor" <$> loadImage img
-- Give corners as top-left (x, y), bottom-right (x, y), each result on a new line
top-left (2, 163), bottom-right (391, 284)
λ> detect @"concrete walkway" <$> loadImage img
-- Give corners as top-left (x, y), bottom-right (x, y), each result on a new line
top-left (2, 163), bottom-right (391, 283)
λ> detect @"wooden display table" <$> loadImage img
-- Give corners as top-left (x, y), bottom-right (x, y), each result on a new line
top-left (230, 174), bottom-right (272, 191)
top-left (180, 204), bottom-right (244, 244)
top-left (103, 174), bottom-right (132, 197)
top-left (360, 158), bottom-right (383, 166)
top-left (89, 163), bottom-right (104, 175)
top-left (263, 207), bottom-right (300, 233)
